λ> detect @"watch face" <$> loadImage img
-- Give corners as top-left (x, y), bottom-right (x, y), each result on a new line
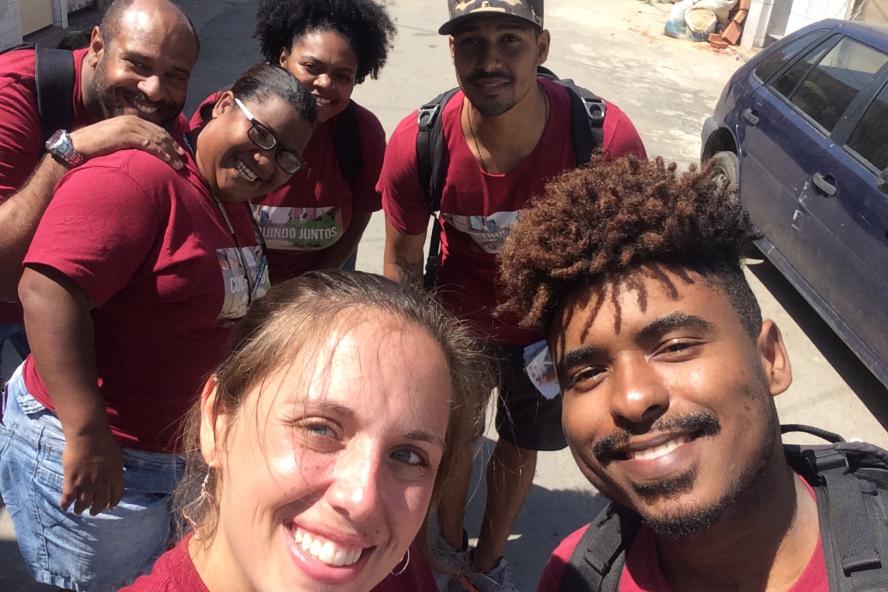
top-left (47, 129), bottom-right (67, 150)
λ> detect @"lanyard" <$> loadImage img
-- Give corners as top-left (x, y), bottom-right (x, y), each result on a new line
top-left (182, 132), bottom-right (268, 306)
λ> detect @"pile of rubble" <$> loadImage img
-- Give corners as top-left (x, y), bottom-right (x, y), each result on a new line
top-left (664, 0), bottom-right (752, 48)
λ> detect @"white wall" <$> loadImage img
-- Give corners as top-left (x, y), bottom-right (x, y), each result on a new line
top-left (785, 0), bottom-right (854, 34)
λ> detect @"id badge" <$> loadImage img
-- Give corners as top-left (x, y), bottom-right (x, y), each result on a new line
top-left (522, 340), bottom-right (561, 400)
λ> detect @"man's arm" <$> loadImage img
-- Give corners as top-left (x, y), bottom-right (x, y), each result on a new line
top-left (18, 266), bottom-right (123, 516)
top-left (314, 211), bottom-right (373, 269)
top-left (383, 217), bottom-right (427, 290)
top-left (0, 116), bottom-right (185, 301)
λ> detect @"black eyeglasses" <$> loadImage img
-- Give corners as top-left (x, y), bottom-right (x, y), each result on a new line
top-left (234, 97), bottom-right (304, 175)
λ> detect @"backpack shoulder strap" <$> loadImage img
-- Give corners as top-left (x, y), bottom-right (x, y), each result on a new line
top-left (334, 100), bottom-right (363, 185)
top-left (415, 87), bottom-right (458, 289)
top-left (35, 47), bottom-right (76, 143)
top-left (555, 78), bottom-right (605, 166)
top-left (560, 504), bottom-right (641, 592)
top-left (416, 87), bottom-right (459, 212)
top-left (784, 438), bottom-right (888, 592)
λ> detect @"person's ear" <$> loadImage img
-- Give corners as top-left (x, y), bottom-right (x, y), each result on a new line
top-left (757, 320), bottom-right (792, 397)
top-left (536, 29), bottom-right (551, 66)
top-left (211, 90), bottom-right (235, 119)
top-left (87, 26), bottom-right (104, 67)
top-left (199, 375), bottom-right (229, 468)
top-left (279, 47), bottom-right (290, 68)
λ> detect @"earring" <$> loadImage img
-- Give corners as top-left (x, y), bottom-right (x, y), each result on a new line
top-left (200, 470), bottom-right (211, 498)
top-left (390, 547), bottom-right (410, 576)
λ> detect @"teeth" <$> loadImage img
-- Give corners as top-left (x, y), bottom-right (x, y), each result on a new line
top-left (294, 527), bottom-right (363, 567)
top-left (630, 436), bottom-right (690, 461)
top-left (235, 158), bottom-right (258, 182)
top-left (130, 95), bottom-right (158, 114)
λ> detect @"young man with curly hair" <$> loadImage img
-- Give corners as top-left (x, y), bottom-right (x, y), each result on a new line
top-left (378, 2), bottom-right (645, 588)
top-left (499, 155), bottom-right (837, 591)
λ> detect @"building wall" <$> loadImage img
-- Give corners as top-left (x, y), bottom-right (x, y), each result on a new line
top-left (785, 0), bottom-right (854, 34)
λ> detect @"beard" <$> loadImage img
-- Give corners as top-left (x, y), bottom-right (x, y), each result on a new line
top-left (636, 405), bottom-right (780, 540)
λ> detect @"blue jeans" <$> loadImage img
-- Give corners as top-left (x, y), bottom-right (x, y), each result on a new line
top-left (0, 365), bottom-right (184, 591)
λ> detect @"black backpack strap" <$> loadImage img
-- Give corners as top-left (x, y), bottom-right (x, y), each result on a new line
top-left (537, 66), bottom-right (605, 166)
top-left (334, 100), bottom-right (363, 185)
top-left (560, 505), bottom-right (640, 592)
top-left (35, 47), bottom-right (76, 144)
top-left (783, 430), bottom-right (888, 592)
top-left (415, 88), bottom-right (458, 290)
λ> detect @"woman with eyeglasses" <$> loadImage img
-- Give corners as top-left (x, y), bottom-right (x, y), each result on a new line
top-left (121, 271), bottom-right (492, 592)
top-left (191, 0), bottom-right (395, 281)
top-left (0, 64), bottom-right (316, 590)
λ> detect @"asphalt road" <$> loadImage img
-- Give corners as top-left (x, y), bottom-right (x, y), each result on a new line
top-left (1, 1), bottom-right (886, 590)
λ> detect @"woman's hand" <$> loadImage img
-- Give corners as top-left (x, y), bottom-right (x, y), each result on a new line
top-left (60, 426), bottom-right (125, 516)
top-left (69, 115), bottom-right (185, 169)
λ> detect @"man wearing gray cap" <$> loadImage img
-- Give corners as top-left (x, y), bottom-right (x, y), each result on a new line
top-left (378, 1), bottom-right (646, 589)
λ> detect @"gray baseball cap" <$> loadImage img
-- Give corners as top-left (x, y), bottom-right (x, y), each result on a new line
top-left (439, 0), bottom-right (544, 35)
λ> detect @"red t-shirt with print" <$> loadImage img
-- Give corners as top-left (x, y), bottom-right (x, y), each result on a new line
top-left (378, 78), bottom-right (646, 345)
top-left (191, 93), bottom-right (385, 283)
top-left (537, 478), bottom-right (828, 592)
top-left (0, 48), bottom-right (92, 324)
top-left (22, 142), bottom-right (268, 453)
top-left (121, 538), bottom-right (437, 591)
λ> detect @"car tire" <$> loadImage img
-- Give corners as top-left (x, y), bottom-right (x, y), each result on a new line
top-left (708, 151), bottom-right (740, 196)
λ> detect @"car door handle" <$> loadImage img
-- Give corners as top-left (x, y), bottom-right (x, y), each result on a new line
top-left (743, 108), bottom-right (760, 126)
top-left (812, 172), bottom-right (837, 197)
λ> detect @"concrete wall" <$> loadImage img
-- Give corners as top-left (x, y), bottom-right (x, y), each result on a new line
top-left (786, 0), bottom-right (854, 33)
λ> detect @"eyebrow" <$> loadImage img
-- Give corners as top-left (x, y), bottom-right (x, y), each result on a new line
top-left (636, 312), bottom-right (715, 343)
top-left (296, 402), bottom-right (445, 447)
top-left (120, 50), bottom-right (192, 77)
top-left (555, 313), bottom-right (715, 376)
top-left (556, 345), bottom-right (608, 377)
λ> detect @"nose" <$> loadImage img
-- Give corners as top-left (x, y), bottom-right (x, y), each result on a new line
top-left (326, 440), bottom-right (383, 523)
top-left (137, 75), bottom-right (163, 102)
top-left (314, 73), bottom-right (333, 90)
top-left (249, 149), bottom-right (277, 179)
top-left (478, 42), bottom-right (504, 72)
top-left (609, 353), bottom-right (669, 428)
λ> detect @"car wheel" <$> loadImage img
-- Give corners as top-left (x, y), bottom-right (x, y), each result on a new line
top-left (708, 151), bottom-right (739, 196)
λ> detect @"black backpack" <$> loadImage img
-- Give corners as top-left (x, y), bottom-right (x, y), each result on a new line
top-left (414, 66), bottom-right (606, 289)
top-left (559, 425), bottom-right (888, 592)
top-left (1, 35), bottom-right (90, 144)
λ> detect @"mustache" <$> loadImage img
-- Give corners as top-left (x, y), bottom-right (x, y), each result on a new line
top-left (469, 70), bottom-right (514, 84)
top-left (592, 411), bottom-right (721, 463)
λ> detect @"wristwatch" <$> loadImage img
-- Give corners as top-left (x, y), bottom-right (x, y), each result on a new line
top-left (45, 129), bottom-right (85, 168)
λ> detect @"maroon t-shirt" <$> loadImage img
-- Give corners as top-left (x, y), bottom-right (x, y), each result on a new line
top-left (191, 93), bottom-right (385, 283)
top-left (122, 537), bottom-right (437, 591)
top-left (0, 48), bottom-right (91, 324)
top-left (378, 78), bottom-right (646, 345)
top-left (537, 478), bottom-right (828, 592)
top-left (22, 144), bottom-right (268, 453)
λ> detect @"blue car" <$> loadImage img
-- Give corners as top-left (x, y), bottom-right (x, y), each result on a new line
top-left (701, 19), bottom-right (888, 388)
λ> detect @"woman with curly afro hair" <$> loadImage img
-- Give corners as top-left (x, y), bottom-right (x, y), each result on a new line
top-left (191, 0), bottom-right (396, 280)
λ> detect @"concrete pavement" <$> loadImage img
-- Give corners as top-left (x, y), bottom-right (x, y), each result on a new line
top-left (2, 1), bottom-right (886, 590)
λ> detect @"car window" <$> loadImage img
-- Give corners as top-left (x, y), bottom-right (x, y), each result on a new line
top-left (847, 81), bottom-right (888, 172)
top-left (781, 37), bottom-right (888, 134)
top-left (755, 32), bottom-right (827, 82)
top-left (772, 42), bottom-right (832, 99)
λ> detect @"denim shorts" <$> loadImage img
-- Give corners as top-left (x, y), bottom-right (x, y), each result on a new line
top-left (0, 365), bottom-right (185, 592)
